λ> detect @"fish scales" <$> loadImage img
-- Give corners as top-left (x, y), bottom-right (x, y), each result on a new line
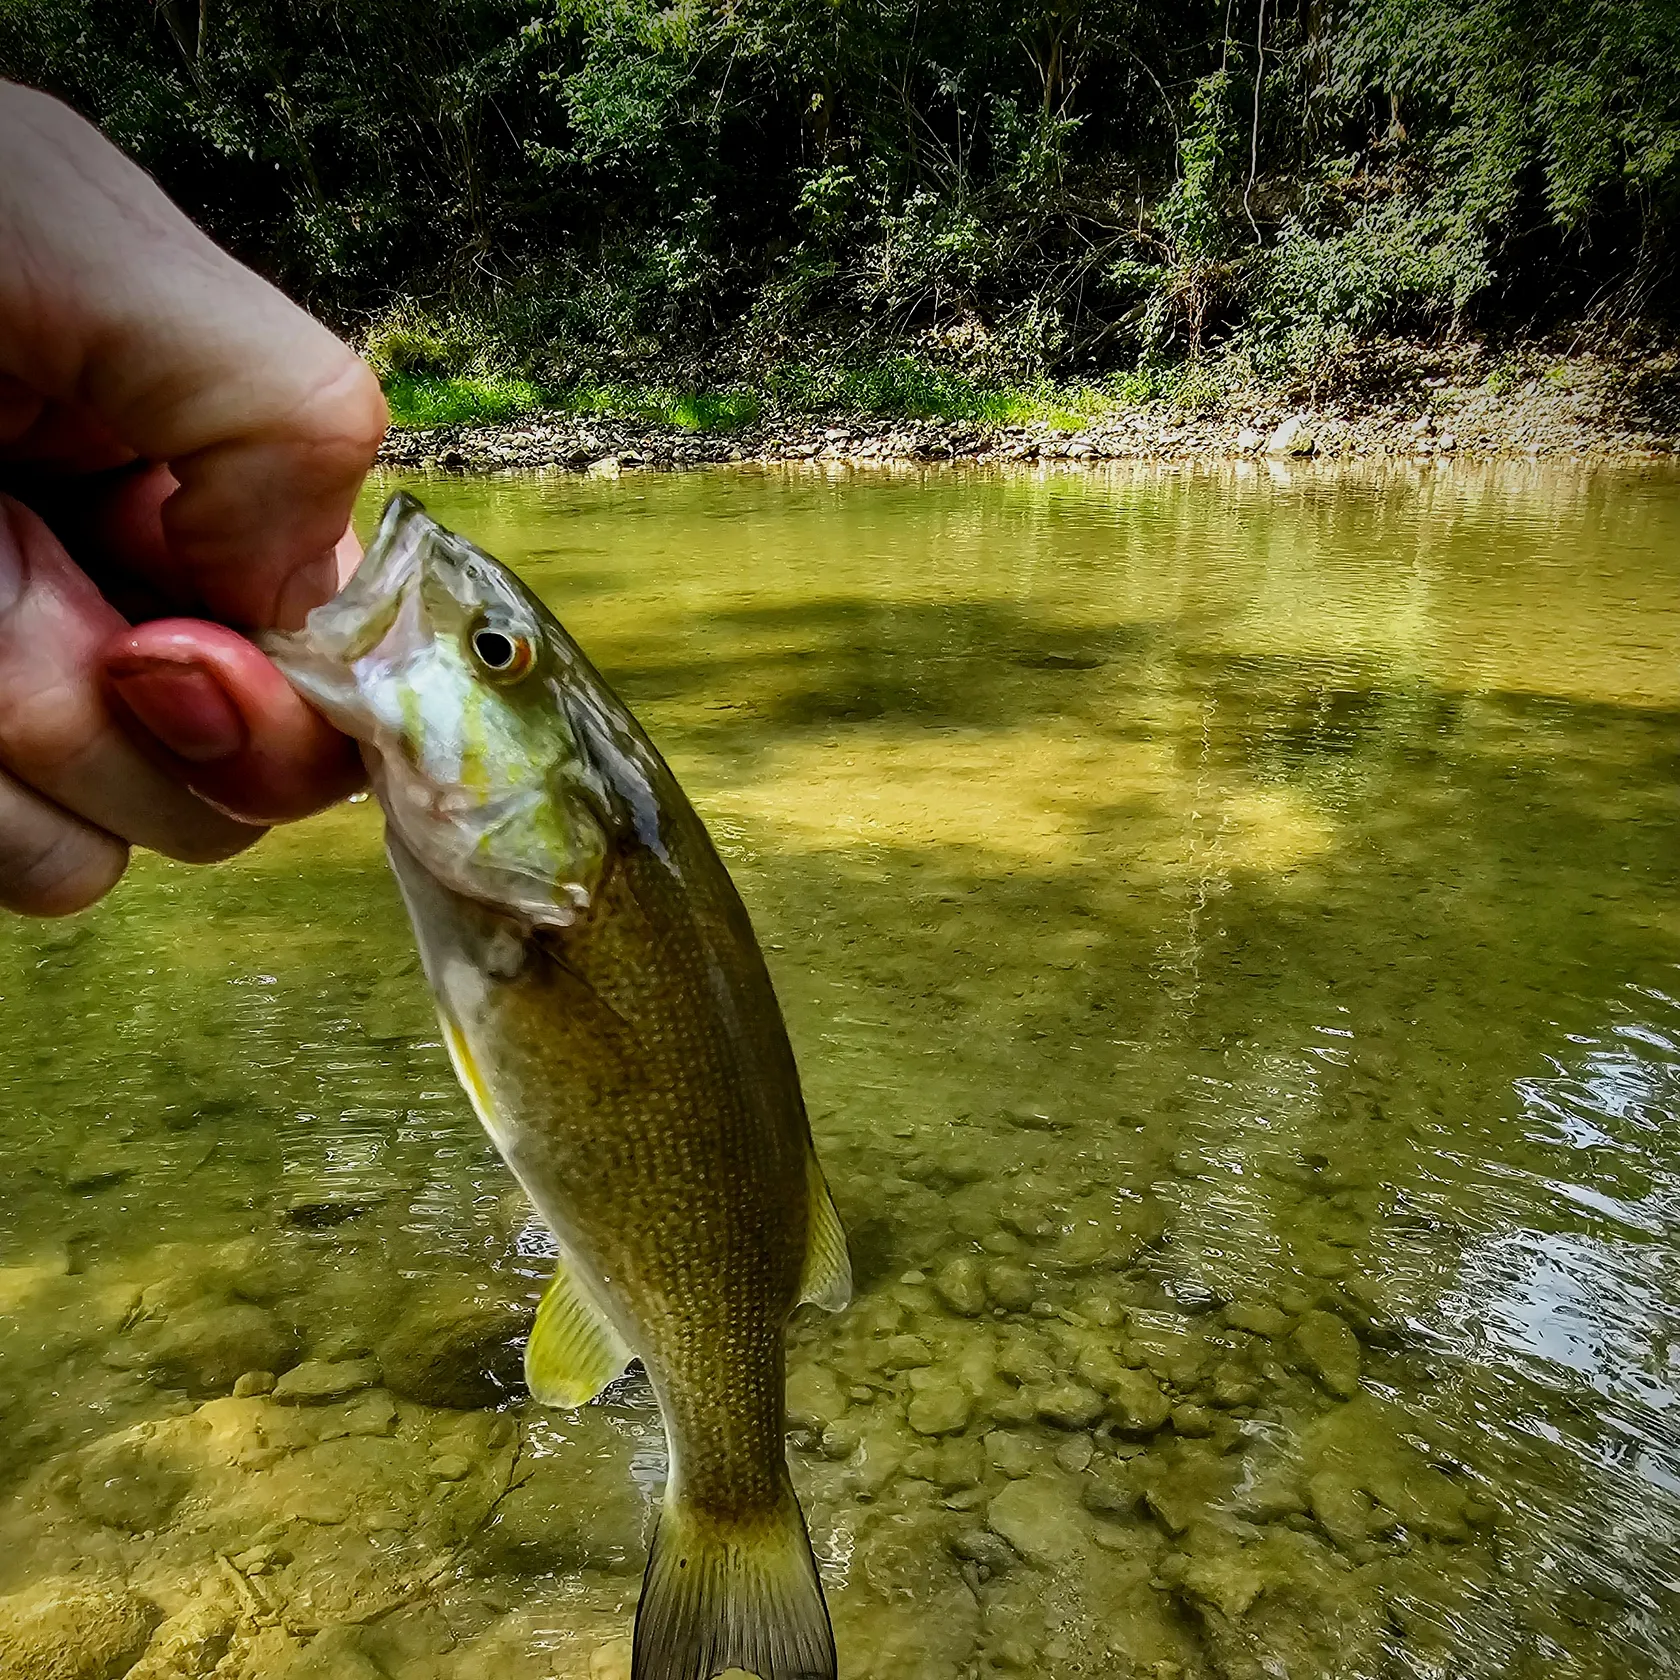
top-left (467, 839), bottom-right (807, 1518)
top-left (266, 493), bottom-right (848, 1680)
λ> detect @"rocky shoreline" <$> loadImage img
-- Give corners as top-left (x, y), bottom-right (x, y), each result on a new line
top-left (377, 366), bottom-right (1680, 475)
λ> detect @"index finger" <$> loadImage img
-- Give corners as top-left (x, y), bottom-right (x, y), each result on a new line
top-left (0, 83), bottom-right (387, 629)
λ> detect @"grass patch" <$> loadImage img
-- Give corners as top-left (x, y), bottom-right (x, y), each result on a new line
top-left (766, 358), bottom-right (1128, 429)
top-left (383, 373), bottom-right (549, 428)
top-left (383, 373), bottom-right (762, 433)
top-left (383, 359), bottom-right (1204, 435)
top-left (562, 384), bottom-right (762, 431)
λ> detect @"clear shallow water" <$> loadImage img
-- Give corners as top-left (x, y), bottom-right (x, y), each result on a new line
top-left (2, 461), bottom-right (1680, 1677)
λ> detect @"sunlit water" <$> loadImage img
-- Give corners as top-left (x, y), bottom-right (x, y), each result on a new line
top-left (2, 461), bottom-right (1679, 1678)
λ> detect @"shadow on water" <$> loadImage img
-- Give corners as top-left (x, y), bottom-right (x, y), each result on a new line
top-left (1, 463), bottom-right (1679, 1676)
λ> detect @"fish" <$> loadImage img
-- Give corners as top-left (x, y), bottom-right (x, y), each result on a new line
top-left (263, 492), bottom-right (849, 1680)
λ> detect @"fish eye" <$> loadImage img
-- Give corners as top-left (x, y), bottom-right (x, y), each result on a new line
top-left (468, 623), bottom-right (536, 682)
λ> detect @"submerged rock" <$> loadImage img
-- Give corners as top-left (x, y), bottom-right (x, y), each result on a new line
top-left (881, 1334), bottom-right (935, 1372)
top-left (139, 1302), bottom-right (299, 1396)
top-left (1224, 1300), bottom-right (1292, 1338)
top-left (984, 1262), bottom-right (1035, 1312)
top-left (932, 1255), bottom-right (988, 1318)
top-left (906, 1369), bottom-right (973, 1435)
top-left (786, 1361), bottom-right (849, 1433)
top-left (376, 1277), bottom-right (528, 1409)
top-left (124, 1597), bottom-right (236, 1680)
top-left (77, 1432), bottom-right (190, 1533)
top-left (0, 1576), bottom-right (162, 1679)
top-left (984, 1430), bottom-right (1040, 1479)
top-left (1036, 1383), bottom-right (1104, 1430)
top-left (1079, 1459), bottom-right (1139, 1517)
top-left (1103, 1367), bottom-right (1172, 1435)
top-left (270, 1358), bottom-right (381, 1404)
top-left (987, 1475), bottom-right (1084, 1565)
top-left (1293, 1311), bottom-right (1362, 1398)
top-left (275, 1625), bottom-right (387, 1679)
top-left (476, 1436), bottom-right (648, 1574)
top-left (1180, 1543), bottom-right (1267, 1618)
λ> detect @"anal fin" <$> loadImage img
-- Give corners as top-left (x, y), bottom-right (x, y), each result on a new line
top-left (799, 1154), bottom-right (851, 1312)
top-left (526, 1261), bottom-right (634, 1408)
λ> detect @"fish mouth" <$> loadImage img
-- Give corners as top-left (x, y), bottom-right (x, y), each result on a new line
top-left (260, 492), bottom-right (435, 731)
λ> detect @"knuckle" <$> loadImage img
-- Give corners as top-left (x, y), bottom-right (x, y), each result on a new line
top-left (300, 351), bottom-right (388, 467)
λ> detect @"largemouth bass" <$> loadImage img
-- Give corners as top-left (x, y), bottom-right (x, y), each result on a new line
top-left (265, 493), bottom-right (849, 1680)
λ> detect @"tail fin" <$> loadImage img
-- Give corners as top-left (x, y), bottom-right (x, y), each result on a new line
top-left (633, 1479), bottom-right (835, 1680)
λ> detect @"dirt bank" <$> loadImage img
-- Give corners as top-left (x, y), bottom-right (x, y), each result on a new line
top-left (376, 347), bottom-right (1680, 474)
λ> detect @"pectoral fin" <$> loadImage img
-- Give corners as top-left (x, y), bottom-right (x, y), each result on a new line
top-left (526, 1262), bottom-right (634, 1407)
top-left (799, 1154), bottom-right (852, 1312)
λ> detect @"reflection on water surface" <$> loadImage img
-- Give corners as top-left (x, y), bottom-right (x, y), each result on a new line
top-left (2, 462), bottom-right (1679, 1677)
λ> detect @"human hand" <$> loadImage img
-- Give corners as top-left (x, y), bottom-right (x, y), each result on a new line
top-left (0, 82), bottom-right (387, 915)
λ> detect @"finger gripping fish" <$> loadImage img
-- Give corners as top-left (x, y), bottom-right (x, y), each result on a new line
top-left (265, 493), bottom-right (849, 1680)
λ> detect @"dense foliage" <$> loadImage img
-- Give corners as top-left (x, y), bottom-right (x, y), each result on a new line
top-left (4, 0), bottom-right (1677, 384)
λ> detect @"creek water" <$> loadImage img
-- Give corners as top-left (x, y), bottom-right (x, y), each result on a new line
top-left (1, 461), bottom-right (1679, 1678)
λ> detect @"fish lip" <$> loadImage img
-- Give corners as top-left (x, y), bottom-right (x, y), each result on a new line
top-left (261, 492), bottom-right (432, 674)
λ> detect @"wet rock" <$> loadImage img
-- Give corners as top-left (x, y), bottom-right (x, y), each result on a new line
top-left (994, 1329), bottom-right (1055, 1388)
top-left (376, 1276), bottom-right (527, 1409)
top-left (932, 1255), bottom-right (987, 1317)
top-left (141, 1302), bottom-right (299, 1396)
top-left (950, 1527), bottom-right (1016, 1574)
top-left (1307, 1467), bottom-right (1375, 1553)
top-left (276, 1626), bottom-right (386, 1679)
top-left (785, 1362), bottom-right (848, 1433)
top-left (270, 1357), bottom-right (381, 1404)
top-left (1036, 1382), bottom-right (1104, 1430)
top-left (477, 1427), bottom-right (647, 1573)
top-left (1072, 1342), bottom-right (1127, 1394)
top-left (1293, 1310), bottom-right (1362, 1398)
top-left (1207, 1359), bottom-right (1261, 1408)
top-left (124, 1597), bottom-right (236, 1679)
top-left (1235, 426), bottom-right (1263, 451)
top-left (316, 1390), bottom-right (399, 1440)
top-left (988, 1475), bottom-right (1083, 1565)
top-left (0, 1575), bottom-right (162, 1679)
top-left (881, 1334), bottom-right (935, 1372)
top-left (906, 1369), bottom-right (973, 1435)
top-left (1080, 1459), bottom-right (1139, 1517)
top-left (1171, 1403), bottom-right (1215, 1437)
top-left (1181, 1544), bottom-right (1266, 1618)
top-left (988, 1391), bottom-right (1036, 1427)
top-left (984, 1430), bottom-right (1039, 1479)
top-left (232, 1370), bottom-right (275, 1398)
top-left (77, 1432), bottom-right (190, 1532)
top-left (984, 1262), bottom-right (1035, 1312)
top-left (1103, 1367), bottom-right (1172, 1435)
top-left (1054, 1435), bottom-right (1093, 1474)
